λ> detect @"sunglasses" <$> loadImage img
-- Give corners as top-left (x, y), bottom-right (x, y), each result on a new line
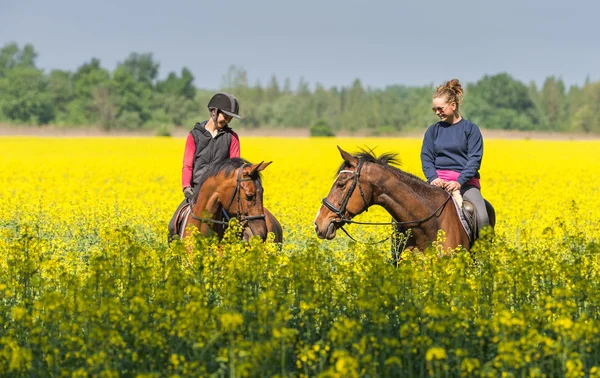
top-left (431, 104), bottom-right (452, 114)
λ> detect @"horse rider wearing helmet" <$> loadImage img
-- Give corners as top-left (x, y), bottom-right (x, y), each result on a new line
top-left (168, 92), bottom-right (242, 241)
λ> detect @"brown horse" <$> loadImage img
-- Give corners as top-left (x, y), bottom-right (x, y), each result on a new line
top-left (314, 147), bottom-right (495, 253)
top-left (175, 158), bottom-right (282, 243)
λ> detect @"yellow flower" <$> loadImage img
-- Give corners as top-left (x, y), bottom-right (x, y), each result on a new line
top-left (2, 137), bottom-right (600, 376)
top-left (426, 347), bottom-right (447, 361)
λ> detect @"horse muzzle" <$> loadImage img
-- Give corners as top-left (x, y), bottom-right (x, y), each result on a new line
top-left (242, 217), bottom-right (268, 242)
top-left (315, 220), bottom-right (337, 240)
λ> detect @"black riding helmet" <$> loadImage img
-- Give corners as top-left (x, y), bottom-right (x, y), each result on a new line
top-left (207, 92), bottom-right (241, 119)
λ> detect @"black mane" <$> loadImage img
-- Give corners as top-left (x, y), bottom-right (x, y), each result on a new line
top-left (204, 157), bottom-right (255, 180)
top-left (337, 147), bottom-right (429, 189)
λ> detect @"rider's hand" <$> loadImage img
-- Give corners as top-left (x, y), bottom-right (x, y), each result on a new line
top-left (183, 186), bottom-right (194, 200)
top-left (443, 181), bottom-right (461, 192)
top-left (430, 178), bottom-right (445, 188)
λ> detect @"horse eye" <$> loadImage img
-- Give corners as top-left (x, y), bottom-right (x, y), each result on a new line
top-left (335, 181), bottom-right (345, 188)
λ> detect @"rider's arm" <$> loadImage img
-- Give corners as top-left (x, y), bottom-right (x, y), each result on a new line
top-left (229, 131), bottom-right (240, 158)
top-left (457, 123), bottom-right (483, 186)
top-left (420, 126), bottom-right (438, 183)
top-left (182, 134), bottom-right (195, 189)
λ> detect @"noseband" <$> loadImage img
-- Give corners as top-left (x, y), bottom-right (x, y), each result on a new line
top-left (191, 163), bottom-right (266, 226)
top-left (321, 158), bottom-right (369, 222)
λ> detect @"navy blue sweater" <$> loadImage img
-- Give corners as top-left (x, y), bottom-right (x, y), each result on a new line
top-left (420, 118), bottom-right (483, 186)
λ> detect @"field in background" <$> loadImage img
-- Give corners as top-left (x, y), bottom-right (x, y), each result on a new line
top-left (1, 137), bottom-right (600, 376)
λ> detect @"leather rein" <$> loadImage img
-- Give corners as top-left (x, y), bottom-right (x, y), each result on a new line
top-left (321, 158), bottom-right (452, 243)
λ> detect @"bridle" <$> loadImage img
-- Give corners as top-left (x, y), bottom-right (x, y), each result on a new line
top-left (321, 158), bottom-right (369, 221)
top-left (191, 163), bottom-right (266, 226)
top-left (321, 158), bottom-right (452, 243)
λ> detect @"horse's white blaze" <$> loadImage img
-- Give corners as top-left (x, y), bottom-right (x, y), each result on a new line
top-left (315, 170), bottom-right (356, 224)
top-left (314, 208), bottom-right (321, 225)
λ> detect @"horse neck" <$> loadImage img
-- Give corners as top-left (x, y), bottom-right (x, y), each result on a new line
top-left (366, 163), bottom-right (468, 250)
top-left (193, 176), bottom-right (226, 217)
top-left (368, 164), bottom-right (447, 226)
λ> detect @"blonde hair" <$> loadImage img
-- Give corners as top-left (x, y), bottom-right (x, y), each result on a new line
top-left (434, 78), bottom-right (464, 110)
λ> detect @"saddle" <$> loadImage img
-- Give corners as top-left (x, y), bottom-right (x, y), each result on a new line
top-left (172, 204), bottom-right (233, 240)
top-left (462, 200), bottom-right (479, 244)
top-left (173, 203), bottom-right (192, 239)
top-left (451, 191), bottom-right (478, 245)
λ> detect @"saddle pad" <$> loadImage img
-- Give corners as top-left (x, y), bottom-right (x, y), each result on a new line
top-left (451, 197), bottom-right (473, 245)
top-left (176, 205), bottom-right (192, 238)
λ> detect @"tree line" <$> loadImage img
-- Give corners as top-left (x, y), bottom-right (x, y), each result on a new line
top-left (1, 42), bottom-right (599, 135)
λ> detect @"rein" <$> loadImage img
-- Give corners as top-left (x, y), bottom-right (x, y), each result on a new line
top-left (190, 163), bottom-right (266, 226)
top-left (321, 158), bottom-right (453, 243)
top-left (339, 193), bottom-right (452, 227)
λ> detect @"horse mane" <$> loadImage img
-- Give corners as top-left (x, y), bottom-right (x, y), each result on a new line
top-left (337, 147), bottom-right (431, 191)
top-left (204, 157), bottom-right (259, 180)
top-left (193, 157), bottom-right (262, 203)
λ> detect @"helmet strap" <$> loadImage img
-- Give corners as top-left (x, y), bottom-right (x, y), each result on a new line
top-left (210, 108), bottom-right (219, 126)
top-left (212, 109), bottom-right (229, 129)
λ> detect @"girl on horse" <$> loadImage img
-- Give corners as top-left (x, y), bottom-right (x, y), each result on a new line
top-left (168, 92), bottom-right (242, 241)
top-left (420, 79), bottom-right (490, 234)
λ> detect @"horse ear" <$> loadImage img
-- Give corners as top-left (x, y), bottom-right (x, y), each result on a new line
top-left (253, 161), bottom-right (272, 173)
top-left (247, 161), bottom-right (272, 176)
top-left (337, 146), bottom-right (358, 166)
top-left (256, 161), bottom-right (272, 172)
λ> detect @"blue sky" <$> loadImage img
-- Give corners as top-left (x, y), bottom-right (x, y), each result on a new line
top-left (1, 0), bottom-right (598, 90)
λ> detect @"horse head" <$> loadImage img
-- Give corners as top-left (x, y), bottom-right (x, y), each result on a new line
top-left (314, 146), bottom-right (374, 240)
top-left (189, 159), bottom-right (272, 242)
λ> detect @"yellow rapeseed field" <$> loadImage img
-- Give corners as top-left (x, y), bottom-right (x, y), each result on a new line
top-left (1, 136), bottom-right (600, 377)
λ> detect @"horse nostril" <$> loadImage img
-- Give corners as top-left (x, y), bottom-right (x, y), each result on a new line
top-left (326, 222), bottom-right (335, 238)
top-left (242, 227), bottom-right (253, 241)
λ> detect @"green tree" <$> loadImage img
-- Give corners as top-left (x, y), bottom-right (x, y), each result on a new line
top-left (69, 58), bottom-right (111, 124)
top-left (0, 66), bottom-right (54, 124)
top-left (238, 80), bottom-right (265, 128)
top-left (1, 41), bottom-right (598, 134)
top-left (221, 65), bottom-right (248, 89)
top-left (120, 52), bottom-right (159, 88)
top-left (310, 119), bottom-right (335, 137)
top-left (570, 81), bottom-right (600, 133)
top-left (92, 86), bottom-right (117, 130)
top-left (0, 43), bottom-right (19, 76)
top-left (48, 70), bottom-right (75, 123)
top-left (0, 42), bottom-right (37, 76)
top-left (463, 73), bottom-right (538, 130)
top-left (340, 79), bottom-right (369, 132)
top-left (153, 67), bottom-right (198, 127)
top-left (311, 83), bottom-right (337, 126)
top-left (538, 76), bottom-right (568, 131)
top-left (265, 75), bottom-right (280, 102)
top-left (18, 43), bottom-right (38, 68)
top-left (156, 67), bottom-right (196, 100)
top-left (282, 78), bottom-right (292, 95)
top-left (111, 66), bottom-right (153, 128)
top-left (271, 96), bottom-right (299, 128)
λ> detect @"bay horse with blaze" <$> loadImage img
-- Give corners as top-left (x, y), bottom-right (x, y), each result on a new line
top-left (314, 147), bottom-right (495, 253)
top-left (172, 158), bottom-right (283, 244)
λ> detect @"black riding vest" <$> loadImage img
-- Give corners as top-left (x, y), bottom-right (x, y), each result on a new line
top-left (189, 121), bottom-right (234, 189)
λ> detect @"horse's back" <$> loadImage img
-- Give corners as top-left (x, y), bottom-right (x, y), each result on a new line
top-left (265, 208), bottom-right (283, 243)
